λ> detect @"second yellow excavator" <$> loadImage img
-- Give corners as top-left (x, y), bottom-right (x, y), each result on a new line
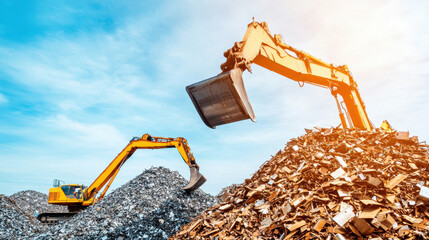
top-left (37, 133), bottom-right (206, 223)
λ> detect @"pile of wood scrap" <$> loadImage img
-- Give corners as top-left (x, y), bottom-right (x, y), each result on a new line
top-left (172, 127), bottom-right (429, 239)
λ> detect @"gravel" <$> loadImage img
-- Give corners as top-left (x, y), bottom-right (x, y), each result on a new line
top-left (0, 167), bottom-right (217, 240)
top-left (0, 195), bottom-right (46, 239)
top-left (10, 190), bottom-right (67, 217)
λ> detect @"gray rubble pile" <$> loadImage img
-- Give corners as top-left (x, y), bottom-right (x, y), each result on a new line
top-left (0, 195), bottom-right (46, 239)
top-left (36, 167), bottom-right (217, 239)
top-left (10, 190), bottom-right (67, 216)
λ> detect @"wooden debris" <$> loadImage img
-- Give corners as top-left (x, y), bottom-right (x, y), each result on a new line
top-left (385, 174), bottom-right (407, 189)
top-left (172, 127), bottom-right (429, 239)
top-left (419, 186), bottom-right (429, 201)
top-left (367, 176), bottom-right (382, 187)
top-left (330, 167), bottom-right (346, 179)
top-left (352, 217), bottom-right (375, 235)
top-left (359, 207), bottom-right (381, 219)
top-left (314, 219), bottom-right (326, 232)
top-left (287, 220), bottom-right (306, 231)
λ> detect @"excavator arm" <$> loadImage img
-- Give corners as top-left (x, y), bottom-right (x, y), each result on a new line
top-left (82, 134), bottom-right (206, 205)
top-left (186, 20), bottom-right (373, 130)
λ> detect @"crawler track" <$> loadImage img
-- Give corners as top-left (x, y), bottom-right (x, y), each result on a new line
top-left (37, 212), bottom-right (78, 224)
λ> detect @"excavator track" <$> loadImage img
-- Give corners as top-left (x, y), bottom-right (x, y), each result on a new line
top-left (37, 212), bottom-right (78, 224)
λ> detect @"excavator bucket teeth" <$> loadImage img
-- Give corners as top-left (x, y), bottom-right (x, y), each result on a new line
top-left (183, 166), bottom-right (206, 192)
top-left (186, 68), bottom-right (255, 128)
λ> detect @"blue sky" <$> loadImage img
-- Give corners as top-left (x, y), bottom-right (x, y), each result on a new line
top-left (1, 0), bottom-right (428, 196)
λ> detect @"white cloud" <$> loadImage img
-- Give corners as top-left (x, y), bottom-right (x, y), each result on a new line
top-left (0, 93), bottom-right (7, 104)
top-left (43, 114), bottom-right (127, 149)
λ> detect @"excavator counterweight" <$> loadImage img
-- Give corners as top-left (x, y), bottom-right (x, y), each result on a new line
top-left (186, 68), bottom-right (255, 128)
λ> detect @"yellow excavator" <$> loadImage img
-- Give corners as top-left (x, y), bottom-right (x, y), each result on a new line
top-left (37, 133), bottom-right (206, 223)
top-left (187, 20), bottom-right (390, 131)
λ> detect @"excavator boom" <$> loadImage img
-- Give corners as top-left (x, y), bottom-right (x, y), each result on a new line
top-left (187, 20), bottom-right (373, 130)
top-left (84, 134), bottom-right (205, 203)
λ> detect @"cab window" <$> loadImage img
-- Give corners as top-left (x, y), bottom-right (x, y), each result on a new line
top-left (61, 185), bottom-right (71, 195)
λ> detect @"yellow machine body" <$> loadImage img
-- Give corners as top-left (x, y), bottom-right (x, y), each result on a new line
top-left (48, 184), bottom-right (87, 206)
top-left (47, 134), bottom-right (206, 211)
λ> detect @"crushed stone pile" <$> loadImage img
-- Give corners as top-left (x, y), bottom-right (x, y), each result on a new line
top-left (34, 167), bottom-right (217, 239)
top-left (0, 195), bottom-right (46, 239)
top-left (10, 190), bottom-right (67, 217)
top-left (174, 127), bottom-right (429, 239)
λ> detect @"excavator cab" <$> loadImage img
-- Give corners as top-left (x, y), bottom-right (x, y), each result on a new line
top-left (186, 68), bottom-right (255, 128)
top-left (48, 184), bottom-right (86, 203)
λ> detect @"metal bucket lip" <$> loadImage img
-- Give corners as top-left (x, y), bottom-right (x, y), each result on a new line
top-left (228, 69), bottom-right (255, 122)
top-left (182, 166), bottom-right (206, 192)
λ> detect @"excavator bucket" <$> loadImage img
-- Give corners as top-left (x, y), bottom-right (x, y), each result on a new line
top-left (186, 68), bottom-right (255, 128)
top-left (183, 166), bottom-right (206, 192)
